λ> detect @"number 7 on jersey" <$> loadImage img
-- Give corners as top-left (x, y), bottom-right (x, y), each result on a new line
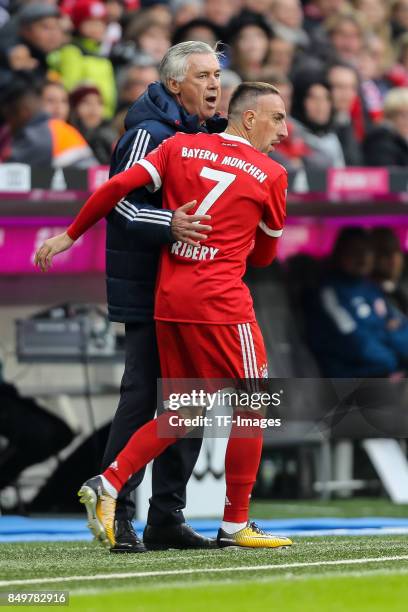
top-left (194, 167), bottom-right (237, 217)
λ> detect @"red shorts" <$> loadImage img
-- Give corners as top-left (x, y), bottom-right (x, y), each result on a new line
top-left (156, 321), bottom-right (268, 384)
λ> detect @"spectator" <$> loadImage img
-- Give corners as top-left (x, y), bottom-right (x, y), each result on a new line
top-left (363, 87), bottom-right (408, 166)
top-left (41, 80), bottom-right (70, 121)
top-left (116, 54), bottom-right (159, 111)
top-left (269, 35), bottom-right (296, 78)
top-left (227, 11), bottom-right (273, 80)
top-left (48, 0), bottom-right (116, 118)
top-left (325, 12), bottom-right (367, 65)
top-left (173, 0), bottom-right (203, 28)
top-left (354, 41), bottom-right (386, 124)
top-left (0, 4), bottom-right (63, 83)
top-left (291, 72), bottom-right (345, 168)
top-left (0, 75), bottom-right (96, 167)
top-left (124, 11), bottom-right (170, 62)
top-left (371, 227), bottom-right (408, 316)
top-left (303, 0), bottom-right (350, 35)
top-left (352, 0), bottom-right (391, 43)
top-left (266, 73), bottom-right (312, 171)
top-left (100, 0), bottom-right (125, 56)
top-left (391, 0), bottom-right (408, 40)
top-left (391, 32), bottom-right (408, 83)
top-left (0, 0), bottom-right (9, 29)
top-left (217, 68), bottom-right (242, 117)
top-left (326, 62), bottom-right (363, 164)
top-left (172, 18), bottom-right (223, 47)
top-left (69, 83), bottom-right (117, 164)
top-left (142, 2), bottom-right (173, 29)
top-left (204, 0), bottom-right (241, 27)
top-left (304, 227), bottom-right (408, 377)
top-left (269, 0), bottom-right (310, 48)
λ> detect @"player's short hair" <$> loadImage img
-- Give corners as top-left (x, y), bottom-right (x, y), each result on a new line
top-left (159, 41), bottom-right (221, 85)
top-left (228, 82), bottom-right (281, 119)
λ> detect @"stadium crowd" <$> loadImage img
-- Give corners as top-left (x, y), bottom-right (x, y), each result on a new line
top-left (1, 0), bottom-right (408, 167)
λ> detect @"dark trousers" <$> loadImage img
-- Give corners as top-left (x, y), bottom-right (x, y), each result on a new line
top-left (101, 322), bottom-right (203, 525)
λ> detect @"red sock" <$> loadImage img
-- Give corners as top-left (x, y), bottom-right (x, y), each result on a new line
top-left (223, 415), bottom-right (263, 523)
top-left (103, 413), bottom-right (184, 493)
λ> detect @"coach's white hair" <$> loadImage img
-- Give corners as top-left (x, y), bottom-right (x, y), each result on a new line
top-left (159, 41), bottom-right (220, 86)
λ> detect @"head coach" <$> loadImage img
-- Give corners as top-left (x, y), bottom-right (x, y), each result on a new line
top-left (101, 41), bottom-right (225, 552)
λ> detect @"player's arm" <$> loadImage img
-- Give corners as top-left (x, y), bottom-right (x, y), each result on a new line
top-left (248, 230), bottom-right (279, 267)
top-left (34, 162), bottom-right (155, 271)
top-left (248, 171), bottom-right (287, 268)
top-left (34, 142), bottom-right (210, 270)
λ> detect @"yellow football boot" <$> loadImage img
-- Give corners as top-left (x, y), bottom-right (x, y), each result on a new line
top-left (217, 521), bottom-right (293, 549)
top-left (78, 476), bottom-right (116, 549)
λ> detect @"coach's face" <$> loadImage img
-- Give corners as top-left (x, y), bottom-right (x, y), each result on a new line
top-left (246, 94), bottom-right (288, 154)
top-left (168, 53), bottom-right (221, 122)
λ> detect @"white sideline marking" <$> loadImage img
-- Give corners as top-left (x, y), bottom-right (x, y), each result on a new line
top-left (2, 555), bottom-right (408, 587)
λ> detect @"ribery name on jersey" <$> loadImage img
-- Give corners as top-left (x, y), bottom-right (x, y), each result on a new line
top-left (181, 148), bottom-right (268, 184)
top-left (171, 241), bottom-right (219, 261)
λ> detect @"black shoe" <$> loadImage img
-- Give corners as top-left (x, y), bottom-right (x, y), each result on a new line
top-left (110, 519), bottom-right (147, 553)
top-left (143, 523), bottom-right (216, 550)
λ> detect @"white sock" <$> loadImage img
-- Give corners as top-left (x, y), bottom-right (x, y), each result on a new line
top-left (100, 475), bottom-right (118, 499)
top-left (221, 521), bottom-right (247, 534)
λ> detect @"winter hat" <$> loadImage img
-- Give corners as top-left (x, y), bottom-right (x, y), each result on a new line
top-left (70, 0), bottom-right (107, 30)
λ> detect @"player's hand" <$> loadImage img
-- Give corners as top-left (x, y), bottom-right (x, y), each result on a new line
top-left (34, 231), bottom-right (74, 272)
top-left (171, 200), bottom-right (212, 247)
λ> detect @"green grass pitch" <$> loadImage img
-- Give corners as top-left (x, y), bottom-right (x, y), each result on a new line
top-left (2, 500), bottom-right (408, 611)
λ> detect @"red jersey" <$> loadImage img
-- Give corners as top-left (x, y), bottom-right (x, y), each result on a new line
top-left (137, 132), bottom-right (287, 324)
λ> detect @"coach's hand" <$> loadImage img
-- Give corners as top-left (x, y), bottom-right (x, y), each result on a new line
top-left (34, 231), bottom-right (74, 272)
top-left (171, 201), bottom-right (212, 247)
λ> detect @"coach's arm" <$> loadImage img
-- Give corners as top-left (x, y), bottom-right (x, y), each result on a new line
top-left (108, 127), bottom-right (211, 247)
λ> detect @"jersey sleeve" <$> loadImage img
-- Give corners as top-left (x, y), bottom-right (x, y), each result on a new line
top-left (260, 170), bottom-right (287, 238)
top-left (67, 164), bottom-right (153, 240)
top-left (136, 137), bottom-right (172, 193)
top-left (248, 170), bottom-right (287, 267)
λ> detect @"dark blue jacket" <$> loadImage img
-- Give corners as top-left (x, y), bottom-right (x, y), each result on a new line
top-left (304, 272), bottom-right (408, 377)
top-left (106, 82), bottom-right (226, 322)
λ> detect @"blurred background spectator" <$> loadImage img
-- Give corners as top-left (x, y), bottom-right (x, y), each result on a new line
top-left (303, 227), bottom-right (408, 378)
top-left (69, 83), bottom-right (117, 163)
top-left (218, 68), bottom-right (242, 117)
top-left (0, 0), bottom-right (407, 170)
top-left (204, 0), bottom-right (241, 28)
top-left (227, 10), bottom-right (273, 80)
top-left (172, 18), bottom-right (223, 47)
top-left (370, 227), bottom-right (408, 316)
top-left (41, 80), bottom-right (70, 121)
top-left (48, 0), bottom-right (116, 118)
top-left (115, 52), bottom-right (159, 110)
top-left (123, 10), bottom-right (171, 63)
top-left (326, 62), bottom-right (363, 164)
top-left (363, 87), bottom-right (408, 166)
top-left (0, 4), bottom-right (63, 84)
top-left (391, 0), bottom-right (408, 40)
top-left (325, 12), bottom-right (367, 65)
top-left (269, 0), bottom-right (310, 49)
top-left (291, 72), bottom-right (345, 168)
top-left (0, 75), bottom-right (96, 167)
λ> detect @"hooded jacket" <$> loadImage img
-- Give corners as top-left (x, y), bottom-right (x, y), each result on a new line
top-left (106, 81), bottom-right (226, 323)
